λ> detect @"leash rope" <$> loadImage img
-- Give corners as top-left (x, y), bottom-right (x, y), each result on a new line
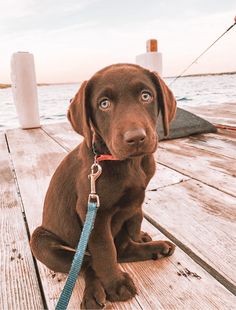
top-left (55, 202), bottom-right (98, 310)
top-left (169, 18), bottom-right (236, 86)
top-left (55, 160), bottom-right (102, 310)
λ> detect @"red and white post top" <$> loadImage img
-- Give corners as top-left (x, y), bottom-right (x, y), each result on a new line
top-left (136, 39), bottom-right (163, 76)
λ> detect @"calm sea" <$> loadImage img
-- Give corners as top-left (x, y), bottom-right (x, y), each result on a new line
top-left (0, 73), bottom-right (235, 130)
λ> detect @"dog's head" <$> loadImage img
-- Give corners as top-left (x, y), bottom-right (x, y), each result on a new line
top-left (68, 64), bottom-right (176, 160)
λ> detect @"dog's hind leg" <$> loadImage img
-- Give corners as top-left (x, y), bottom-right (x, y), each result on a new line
top-left (30, 226), bottom-right (77, 273)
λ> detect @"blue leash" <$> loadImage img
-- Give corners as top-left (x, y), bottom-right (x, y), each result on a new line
top-left (55, 201), bottom-right (98, 310)
top-left (55, 161), bottom-right (102, 310)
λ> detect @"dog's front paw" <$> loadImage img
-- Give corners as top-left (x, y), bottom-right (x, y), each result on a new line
top-left (105, 272), bottom-right (137, 302)
top-left (152, 240), bottom-right (175, 260)
top-left (81, 283), bottom-right (106, 309)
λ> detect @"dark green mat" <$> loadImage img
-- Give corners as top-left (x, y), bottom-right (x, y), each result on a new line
top-left (158, 107), bottom-right (217, 141)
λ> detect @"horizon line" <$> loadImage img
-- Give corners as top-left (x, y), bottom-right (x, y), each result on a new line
top-left (1, 70), bottom-right (236, 88)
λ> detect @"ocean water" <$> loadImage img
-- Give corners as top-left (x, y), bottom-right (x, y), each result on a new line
top-left (0, 73), bottom-right (235, 130)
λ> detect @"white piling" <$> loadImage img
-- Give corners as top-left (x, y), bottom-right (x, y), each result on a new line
top-left (11, 52), bottom-right (40, 129)
top-left (136, 39), bottom-right (163, 76)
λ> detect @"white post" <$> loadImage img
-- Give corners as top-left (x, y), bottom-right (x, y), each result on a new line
top-left (136, 39), bottom-right (163, 76)
top-left (11, 52), bottom-right (40, 129)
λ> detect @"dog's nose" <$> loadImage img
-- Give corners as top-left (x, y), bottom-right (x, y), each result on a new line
top-left (124, 128), bottom-right (146, 146)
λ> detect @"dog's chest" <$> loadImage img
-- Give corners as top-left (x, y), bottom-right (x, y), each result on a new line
top-left (118, 184), bottom-right (145, 209)
top-left (99, 163), bottom-right (147, 209)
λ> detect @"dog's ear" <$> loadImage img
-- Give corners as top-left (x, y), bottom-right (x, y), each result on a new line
top-left (67, 81), bottom-right (92, 148)
top-left (151, 72), bottom-right (177, 136)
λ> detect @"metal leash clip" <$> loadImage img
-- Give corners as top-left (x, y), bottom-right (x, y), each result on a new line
top-left (88, 159), bottom-right (102, 207)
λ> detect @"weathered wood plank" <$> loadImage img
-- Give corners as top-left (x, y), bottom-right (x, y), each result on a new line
top-left (157, 140), bottom-right (236, 197)
top-left (6, 127), bottom-right (236, 309)
top-left (183, 102), bottom-right (236, 128)
top-left (169, 132), bottom-right (236, 159)
top-left (0, 133), bottom-right (44, 310)
top-left (42, 122), bottom-right (83, 151)
top-left (144, 179), bottom-right (236, 292)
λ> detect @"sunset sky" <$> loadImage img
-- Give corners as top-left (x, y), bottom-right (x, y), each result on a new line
top-left (1, 0), bottom-right (236, 83)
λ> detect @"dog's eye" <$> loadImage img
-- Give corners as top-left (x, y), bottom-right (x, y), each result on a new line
top-left (141, 91), bottom-right (152, 103)
top-left (99, 99), bottom-right (111, 110)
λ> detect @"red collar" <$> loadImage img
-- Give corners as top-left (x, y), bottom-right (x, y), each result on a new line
top-left (96, 154), bottom-right (119, 162)
top-left (92, 142), bottom-right (119, 162)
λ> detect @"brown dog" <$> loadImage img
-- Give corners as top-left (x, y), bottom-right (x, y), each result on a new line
top-left (30, 63), bottom-right (177, 309)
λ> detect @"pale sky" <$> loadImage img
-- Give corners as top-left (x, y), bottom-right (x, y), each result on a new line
top-left (1, 0), bottom-right (236, 83)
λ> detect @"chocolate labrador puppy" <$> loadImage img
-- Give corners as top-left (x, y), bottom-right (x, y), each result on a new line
top-left (31, 63), bottom-right (177, 309)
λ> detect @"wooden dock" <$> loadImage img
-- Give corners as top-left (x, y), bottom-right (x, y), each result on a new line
top-left (1, 121), bottom-right (236, 309)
